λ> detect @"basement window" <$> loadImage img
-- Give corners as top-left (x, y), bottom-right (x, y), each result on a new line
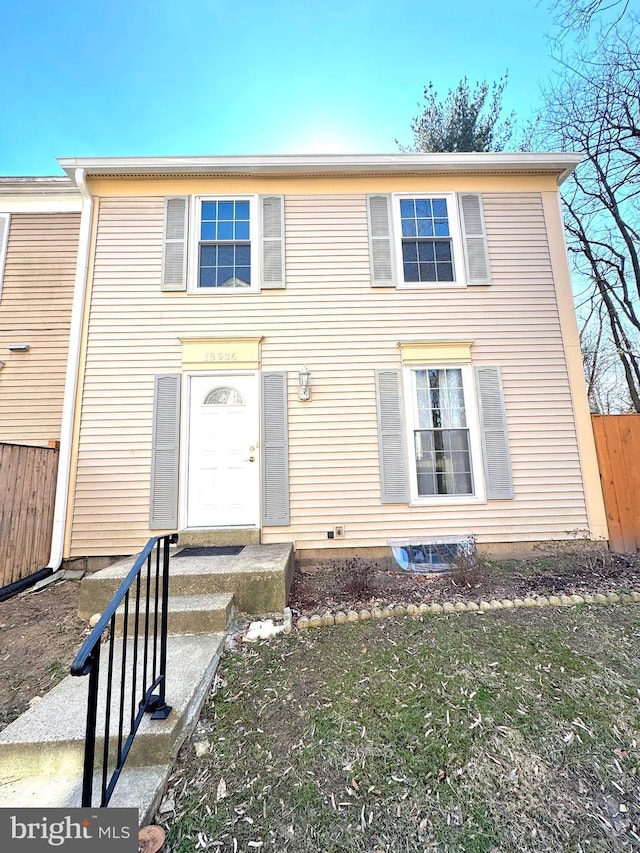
top-left (389, 537), bottom-right (472, 573)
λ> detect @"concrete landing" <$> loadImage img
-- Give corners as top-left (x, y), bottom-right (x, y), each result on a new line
top-left (169, 543), bottom-right (294, 613)
top-left (79, 543), bottom-right (294, 619)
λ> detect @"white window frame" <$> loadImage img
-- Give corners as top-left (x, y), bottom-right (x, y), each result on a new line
top-left (403, 363), bottom-right (486, 505)
top-left (392, 193), bottom-right (466, 289)
top-left (0, 213), bottom-right (10, 302)
top-left (189, 194), bottom-right (260, 294)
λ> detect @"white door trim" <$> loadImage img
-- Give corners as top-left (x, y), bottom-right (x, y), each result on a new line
top-left (180, 370), bottom-right (260, 529)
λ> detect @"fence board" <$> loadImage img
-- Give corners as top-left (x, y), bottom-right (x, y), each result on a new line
top-left (591, 415), bottom-right (640, 553)
top-left (0, 442), bottom-right (59, 588)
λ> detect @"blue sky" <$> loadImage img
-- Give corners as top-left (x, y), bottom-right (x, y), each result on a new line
top-left (2, 0), bottom-right (559, 176)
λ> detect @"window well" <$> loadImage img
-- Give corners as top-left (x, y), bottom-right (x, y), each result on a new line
top-left (389, 537), bottom-right (472, 573)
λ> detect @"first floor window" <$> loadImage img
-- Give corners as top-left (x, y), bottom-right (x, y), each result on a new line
top-left (411, 367), bottom-right (473, 496)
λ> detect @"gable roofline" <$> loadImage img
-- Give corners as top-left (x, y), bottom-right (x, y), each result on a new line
top-left (57, 152), bottom-right (582, 185)
top-left (0, 176), bottom-right (79, 195)
top-left (0, 176), bottom-right (82, 212)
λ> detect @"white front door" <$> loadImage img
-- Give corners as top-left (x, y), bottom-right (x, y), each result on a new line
top-left (187, 374), bottom-right (259, 527)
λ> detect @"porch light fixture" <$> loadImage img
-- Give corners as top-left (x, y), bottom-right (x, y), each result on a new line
top-left (7, 343), bottom-right (30, 352)
top-left (0, 361), bottom-right (5, 370)
top-left (298, 366), bottom-right (311, 401)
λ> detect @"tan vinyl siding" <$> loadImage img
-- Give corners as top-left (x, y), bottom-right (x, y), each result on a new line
top-left (0, 213), bottom-right (80, 445)
top-left (70, 190), bottom-right (587, 556)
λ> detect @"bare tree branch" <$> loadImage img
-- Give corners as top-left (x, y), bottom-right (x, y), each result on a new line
top-left (538, 20), bottom-right (640, 411)
top-left (548, 0), bottom-right (631, 39)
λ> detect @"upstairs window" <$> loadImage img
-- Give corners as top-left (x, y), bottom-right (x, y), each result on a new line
top-left (199, 199), bottom-right (252, 288)
top-left (162, 195), bottom-right (285, 293)
top-left (400, 198), bottom-right (454, 283)
top-left (394, 194), bottom-right (464, 287)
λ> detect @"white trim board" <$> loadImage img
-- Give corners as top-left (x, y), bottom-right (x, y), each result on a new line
top-left (0, 196), bottom-right (82, 213)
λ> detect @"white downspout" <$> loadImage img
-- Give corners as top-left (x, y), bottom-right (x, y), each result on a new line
top-left (47, 168), bottom-right (93, 570)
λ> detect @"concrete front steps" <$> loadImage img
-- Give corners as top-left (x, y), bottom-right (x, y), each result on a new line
top-left (0, 632), bottom-right (225, 822)
top-left (177, 528), bottom-right (261, 547)
top-left (0, 540), bottom-right (294, 822)
top-left (115, 593), bottom-right (234, 636)
top-left (79, 542), bottom-right (295, 620)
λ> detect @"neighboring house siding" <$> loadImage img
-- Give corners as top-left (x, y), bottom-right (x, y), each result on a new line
top-left (0, 213), bottom-right (80, 446)
top-left (69, 190), bottom-right (587, 557)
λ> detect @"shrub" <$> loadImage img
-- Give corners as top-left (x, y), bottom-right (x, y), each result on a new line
top-left (450, 538), bottom-right (491, 588)
top-left (334, 557), bottom-right (380, 598)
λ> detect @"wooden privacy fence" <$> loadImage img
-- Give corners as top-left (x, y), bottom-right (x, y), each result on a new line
top-left (0, 442), bottom-right (59, 589)
top-left (591, 415), bottom-right (640, 553)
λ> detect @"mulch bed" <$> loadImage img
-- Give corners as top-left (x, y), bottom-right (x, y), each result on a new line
top-left (288, 552), bottom-right (640, 620)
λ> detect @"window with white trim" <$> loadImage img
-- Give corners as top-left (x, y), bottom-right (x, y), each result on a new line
top-left (191, 196), bottom-right (259, 291)
top-left (400, 198), bottom-right (454, 282)
top-left (162, 195), bottom-right (285, 292)
top-left (394, 194), bottom-right (464, 287)
top-left (367, 192), bottom-right (490, 288)
top-left (405, 365), bottom-right (484, 501)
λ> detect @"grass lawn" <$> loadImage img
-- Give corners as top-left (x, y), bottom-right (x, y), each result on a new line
top-left (160, 605), bottom-right (640, 852)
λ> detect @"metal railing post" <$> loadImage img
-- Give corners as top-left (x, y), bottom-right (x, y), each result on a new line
top-left (150, 535), bottom-right (172, 720)
top-left (80, 644), bottom-right (100, 807)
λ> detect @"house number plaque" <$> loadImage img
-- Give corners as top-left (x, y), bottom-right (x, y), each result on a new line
top-left (204, 351), bottom-right (238, 363)
top-left (181, 337), bottom-right (262, 371)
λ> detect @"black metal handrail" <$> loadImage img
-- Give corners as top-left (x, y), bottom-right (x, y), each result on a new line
top-left (71, 533), bottom-right (178, 807)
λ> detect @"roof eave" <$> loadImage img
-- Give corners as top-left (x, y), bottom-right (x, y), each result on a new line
top-left (57, 152), bottom-right (583, 184)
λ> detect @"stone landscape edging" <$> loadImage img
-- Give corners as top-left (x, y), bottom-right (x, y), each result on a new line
top-left (291, 590), bottom-right (640, 632)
